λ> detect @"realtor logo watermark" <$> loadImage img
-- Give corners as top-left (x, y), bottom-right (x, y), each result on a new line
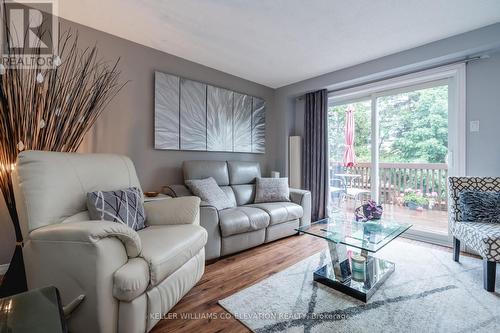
top-left (1, 0), bottom-right (58, 68)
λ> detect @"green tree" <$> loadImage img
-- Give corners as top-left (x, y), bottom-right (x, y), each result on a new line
top-left (378, 85), bottom-right (448, 163)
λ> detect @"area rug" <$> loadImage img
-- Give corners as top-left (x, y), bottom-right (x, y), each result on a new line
top-left (219, 240), bottom-right (500, 332)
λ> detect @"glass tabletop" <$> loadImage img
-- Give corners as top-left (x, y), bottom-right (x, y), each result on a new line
top-left (0, 286), bottom-right (66, 333)
top-left (295, 217), bottom-right (412, 253)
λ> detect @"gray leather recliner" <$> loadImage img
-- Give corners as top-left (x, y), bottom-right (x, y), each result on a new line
top-left (13, 151), bottom-right (207, 333)
top-left (164, 160), bottom-right (311, 260)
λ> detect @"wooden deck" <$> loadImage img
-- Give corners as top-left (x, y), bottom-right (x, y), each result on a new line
top-left (333, 199), bottom-right (449, 235)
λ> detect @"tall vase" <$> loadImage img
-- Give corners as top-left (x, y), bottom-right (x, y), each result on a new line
top-left (0, 174), bottom-right (27, 297)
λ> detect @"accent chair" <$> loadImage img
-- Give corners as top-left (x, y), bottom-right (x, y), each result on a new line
top-left (448, 177), bottom-right (500, 292)
top-left (13, 151), bottom-right (207, 333)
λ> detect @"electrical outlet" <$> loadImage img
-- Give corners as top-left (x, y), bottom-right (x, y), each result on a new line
top-left (470, 120), bottom-right (480, 132)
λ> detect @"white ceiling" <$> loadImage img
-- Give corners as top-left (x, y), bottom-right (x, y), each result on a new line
top-left (58, 0), bottom-right (500, 88)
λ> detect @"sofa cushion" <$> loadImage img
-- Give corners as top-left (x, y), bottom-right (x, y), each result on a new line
top-left (183, 160), bottom-right (229, 186)
top-left (219, 207), bottom-right (270, 237)
top-left (227, 161), bottom-right (261, 185)
top-left (113, 257), bottom-right (150, 301)
top-left (459, 191), bottom-right (500, 223)
top-left (254, 177), bottom-right (290, 203)
top-left (231, 184), bottom-right (256, 205)
top-left (185, 177), bottom-right (235, 210)
top-left (220, 186), bottom-right (237, 207)
top-left (138, 225), bottom-right (207, 286)
top-left (86, 187), bottom-right (146, 231)
top-left (246, 202), bottom-right (303, 225)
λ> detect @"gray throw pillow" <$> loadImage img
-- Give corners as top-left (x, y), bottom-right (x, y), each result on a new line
top-left (87, 187), bottom-right (146, 231)
top-left (254, 177), bottom-right (290, 203)
top-left (185, 177), bottom-right (234, 210)
top-left (459, 191), bottom-right (500, 223)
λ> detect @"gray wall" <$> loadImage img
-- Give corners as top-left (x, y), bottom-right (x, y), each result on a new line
top-left (275, 23), bottom-right (500, 177)
top-left (466, 51), bottom-right (500, 175)
top-left (0, 19), bottom-right (276, 265)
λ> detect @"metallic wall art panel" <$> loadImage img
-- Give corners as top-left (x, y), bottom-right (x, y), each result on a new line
top-left (154, 72), bottom-right (180, 149)
top-left (233, 93), bottom-right (252, 152)
top-left (252, 97), bottom-right (266, 153)
top-left (180, 78), bottom-right (207, 151)
top-left (207, 86), bottom-right (233, 151)
top-left (154, 71), bottom-right (265, 153)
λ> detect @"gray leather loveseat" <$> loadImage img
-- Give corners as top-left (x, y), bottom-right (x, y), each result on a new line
top-left (164, 161), bottom-right (311, 260)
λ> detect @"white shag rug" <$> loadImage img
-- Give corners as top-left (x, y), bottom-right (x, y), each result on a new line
top-left (219, 240), bottom-right (500, 333)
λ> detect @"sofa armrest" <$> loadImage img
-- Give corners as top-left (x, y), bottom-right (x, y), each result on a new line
top-left (26, 222), bottom-right (132, 332)
top-left (144, 196), bottom-right (201, 226)
top-left (162, 184), bottom-right (192, 197)
top-left (199, 203), bottom-right (221, 260)
top-left (29, 220), bottom-right (142, 258)
top-left (289, 188), bottom-right (312, 227)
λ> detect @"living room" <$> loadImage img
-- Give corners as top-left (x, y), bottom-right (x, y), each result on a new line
top-left (0, 1), bottom-right (499, 332)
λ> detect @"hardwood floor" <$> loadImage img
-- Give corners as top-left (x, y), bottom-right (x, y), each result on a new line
top-left (151, 234), bottom-right (470, 333)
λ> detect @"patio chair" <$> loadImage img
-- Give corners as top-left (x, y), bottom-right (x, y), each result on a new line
top-left (330, 177), bottom-right (347, 211)
top-left (346, 187), bottom-right (371, 207)
top-left (448, 177), bottom-right (500, 292)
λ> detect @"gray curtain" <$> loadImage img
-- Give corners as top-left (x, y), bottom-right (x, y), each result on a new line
top-left (302, 89), bottom-right (329, 221)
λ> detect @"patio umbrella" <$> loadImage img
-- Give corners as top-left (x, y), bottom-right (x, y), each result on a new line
top-left (343, 105), bottom-right (356, 167)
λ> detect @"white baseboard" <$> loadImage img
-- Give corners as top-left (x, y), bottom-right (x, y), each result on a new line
top-left (0, 263), bottom-right (9, 275)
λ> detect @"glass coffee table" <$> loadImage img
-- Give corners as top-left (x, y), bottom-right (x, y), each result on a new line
top-left (296, 218), bottom-right (411, 302)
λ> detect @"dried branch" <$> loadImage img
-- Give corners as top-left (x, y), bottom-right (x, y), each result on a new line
top-left (0, 5), bottom-right (126, 242)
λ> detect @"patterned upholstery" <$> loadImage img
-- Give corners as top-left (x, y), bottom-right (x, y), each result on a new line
top-left (87, 187), bottom-right (146, 231)
top-left (448, 177), bottom-right (500, 262)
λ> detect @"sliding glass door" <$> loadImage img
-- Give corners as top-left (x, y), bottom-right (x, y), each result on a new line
top-left (327, 65), bottom-right (465, 244)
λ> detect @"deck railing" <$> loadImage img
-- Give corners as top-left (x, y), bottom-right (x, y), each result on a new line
top-left (330, 162), bottom-right (448, 210)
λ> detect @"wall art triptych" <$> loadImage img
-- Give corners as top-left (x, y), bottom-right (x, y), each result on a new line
top-left (154, 71), bottom-right (266, 153)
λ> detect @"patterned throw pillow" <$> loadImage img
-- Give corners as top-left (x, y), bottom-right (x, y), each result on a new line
top-left (185, 177), bottom-right (235, 210)
top-left (87, 187), bottom-right (146, 230)
top-left (254, 177), bottom-right (290, 203)
top-left (458, 191), bottom-right (500, 223)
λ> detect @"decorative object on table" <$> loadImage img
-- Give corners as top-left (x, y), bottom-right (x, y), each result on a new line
top-left (154, 71), bottom-right (265, 153)
top-left (328, 242), bottom-right (351, 283)
top-left (0, 26), bottom-right (125, 297)
top-left (0, 286), bottom-right (67, 333)
top-left (354, 200), bottom-right (383, 222)
top-left (86, 187), bottom-right (146, 231)
top-left (144, 193), bottom-right (170, 202)
top-left (351, 253), bottom-right (366, 281)
top-left (270, 171), bottom-right (280, 178)
top-left (144, 191), bottom-right (159, 198)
